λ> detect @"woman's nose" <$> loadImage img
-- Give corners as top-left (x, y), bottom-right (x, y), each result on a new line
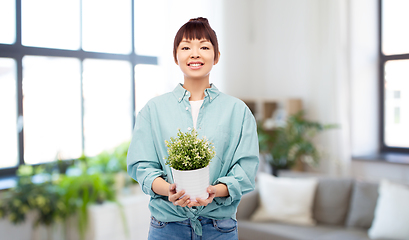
top-left (191, 49), bottom-right (200, 58)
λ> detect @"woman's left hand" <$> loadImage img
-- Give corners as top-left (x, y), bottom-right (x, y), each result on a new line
top-left (187, 185), bottom-right (217, 207)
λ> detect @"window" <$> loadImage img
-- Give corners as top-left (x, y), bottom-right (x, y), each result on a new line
top-left (82, 0), bottom-right (132, 54)
top-left (82, 59), bottom-right (133, 156)
top-left (22, 56), bottom-right (82, 164)
top-left (0, 0), bottom-right (16, 44)
top-left (0, 58), bottom-right (18, 169)
top-left (380, 0), bottom-right (409, 152)
top-left (0, 0), bottom-right (157, 176)
top-left (21, 0), bottom-right (81, 50)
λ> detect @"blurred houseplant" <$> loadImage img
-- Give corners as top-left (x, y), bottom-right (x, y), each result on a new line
top-left (258, 111), bottom-right (338, 176)
top-left (86, 141), bottom-right (137, 195)
top-left (0, 165), bottom-right (67, 226)
top-left (0, 141), bottom-right (133, 240)
top-left (58, 172), bottom-right (116, 240)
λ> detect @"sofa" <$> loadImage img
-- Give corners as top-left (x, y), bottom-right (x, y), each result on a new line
top-left (236, 173), bottom-right (409, 240)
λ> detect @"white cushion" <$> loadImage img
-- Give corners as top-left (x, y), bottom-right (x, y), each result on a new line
top-left (250, 172), bottom-right (318, 226)
top-left (368, 179), bottom-right (409, 240)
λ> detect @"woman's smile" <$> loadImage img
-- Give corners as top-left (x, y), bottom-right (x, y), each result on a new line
top-left (187, 61), bottom-right (204, 70)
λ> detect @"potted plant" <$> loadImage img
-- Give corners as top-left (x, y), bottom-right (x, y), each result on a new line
top-left (165, 129), bottom-right (215, 201)
top-left (86, 141), bottom-right (137, 195)
top-left (0, 151), bottom-right (126, 240)
top-left (58, 172), bottom-right (117, 240)
top-left (258, 110), bottom-right (338, 176)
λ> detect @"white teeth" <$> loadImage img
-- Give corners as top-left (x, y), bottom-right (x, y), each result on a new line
top-left (190, 63), bottom-right (201, 67)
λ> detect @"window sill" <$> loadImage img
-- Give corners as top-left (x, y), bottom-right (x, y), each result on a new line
top-left (352, 152), bottom-right (409, 165)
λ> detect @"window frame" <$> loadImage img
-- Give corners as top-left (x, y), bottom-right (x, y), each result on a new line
top-left (378, 0), bottom-right (409, 154)
top-left (0, 0), bottom-right (157, 177)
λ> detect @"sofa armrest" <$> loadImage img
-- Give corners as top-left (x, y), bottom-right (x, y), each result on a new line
top-left (236, 189), bottom-right (259, 220)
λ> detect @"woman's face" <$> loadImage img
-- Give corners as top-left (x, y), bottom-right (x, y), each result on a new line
top-left (175, 38), bottom-right (219, 81)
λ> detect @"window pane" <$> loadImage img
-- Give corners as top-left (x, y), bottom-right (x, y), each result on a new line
top-left (382, 0), bottom-right (409, 55)
top-left (134, 64), bottom-right (165, 113)
top-left (82, 0), bottom-right (132, 54)
top-left (134, 0), bottom-right (166, 56)
top-left (23, 56), bottom-right (82, 164)
top-left (384, 60), bottom-right (409, 148)
top-left (22, 0), bottom-right (80, 50)
top-left (0, 0), bottom-right (16, 44)
top-left (83, 59), bottom-right (132, 156)
top-left (0, 58), bottom-right (18, 168)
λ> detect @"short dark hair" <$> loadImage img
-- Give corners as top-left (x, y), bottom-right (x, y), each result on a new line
top-left (173, 17), bottom-right (219, 63)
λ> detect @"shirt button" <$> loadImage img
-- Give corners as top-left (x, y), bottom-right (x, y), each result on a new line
top-left (210, 97), bottom-right (212, 100)
top-left (188, 127), bottom-right (191, 130)
top-left (185, 92), bottom-right (189, 95)
top-left (185, 107), bottom-right (188, 110)
top-left (178, 98), bottom-right (181, 101)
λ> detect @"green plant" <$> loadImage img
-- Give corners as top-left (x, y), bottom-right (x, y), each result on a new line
top-left (57, 159), bottom-right (74, 175)
top-left (0, 200), bottom-right (6, 219)
top-left (87, 141), bottom-right (130, 174)
top-left (0, 141), bottom-right (133, 239)
top-left (87, 151), bottom-right (119, 173)
top-left (111, 141), bottom-right (138, 186)
top-left (112, 141), bottom-right (131, 173)
top-left (0, 165), bottom-right (67, 226)
top-left (86, 141), bottom-right (137, 186)
top-left (58, 173), bottom-right (116, 240)
top-left (165, 129), bottom-right (215, 171)
top-left (258, 110), bottom-right (338, 170)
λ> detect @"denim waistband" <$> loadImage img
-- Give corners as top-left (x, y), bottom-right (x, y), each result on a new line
top-left (175, 216), bottom-right (213, 226)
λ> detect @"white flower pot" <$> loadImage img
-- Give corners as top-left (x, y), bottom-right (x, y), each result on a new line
top-left (171, 165), bottom-right (210, 201)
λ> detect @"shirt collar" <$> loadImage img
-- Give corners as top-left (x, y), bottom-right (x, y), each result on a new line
top-left (173, 83), bottom-right (220, 103)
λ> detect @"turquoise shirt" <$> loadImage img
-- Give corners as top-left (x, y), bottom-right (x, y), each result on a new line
top-left (127, 83), bottom-right (259, 236)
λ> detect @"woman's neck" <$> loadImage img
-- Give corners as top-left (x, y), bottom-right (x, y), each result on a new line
top-left (183, 78), bottom-right (210, 101)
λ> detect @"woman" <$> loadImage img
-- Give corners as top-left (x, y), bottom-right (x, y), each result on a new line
top-left (127, 17), bottom-right (259, 240)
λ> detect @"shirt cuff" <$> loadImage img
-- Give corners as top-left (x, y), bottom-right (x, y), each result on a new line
top-left (142, 171), bottom-right (165, 198)
top-left (213, 176), bottom-right (242, 206)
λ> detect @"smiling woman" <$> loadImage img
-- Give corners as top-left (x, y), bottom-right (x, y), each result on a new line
top-left (127, 17), bottom-right (259, 240)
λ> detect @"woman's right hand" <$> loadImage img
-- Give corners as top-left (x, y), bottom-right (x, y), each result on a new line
top-left (168, 183), bottom-right (191, 207)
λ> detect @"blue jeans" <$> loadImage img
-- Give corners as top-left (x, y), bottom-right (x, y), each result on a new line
top-left (148, 216), bottom-right (238, 240)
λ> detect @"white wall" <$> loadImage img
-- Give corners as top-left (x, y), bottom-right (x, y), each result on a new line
top-left (222, 0), bottom-right (346, 175)
top-left (221, 0), bottom-right (311, 101)
top-left (349, 0), bottom-right (379, 156)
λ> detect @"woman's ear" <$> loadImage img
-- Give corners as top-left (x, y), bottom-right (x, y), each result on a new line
top-left (214, 52), bottom-right (221, 65)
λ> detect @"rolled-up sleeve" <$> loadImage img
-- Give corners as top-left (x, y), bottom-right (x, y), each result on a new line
top-left (214, 108), bottom-right (259, 206)
top-left (127, 108), bottom-right (164, 198)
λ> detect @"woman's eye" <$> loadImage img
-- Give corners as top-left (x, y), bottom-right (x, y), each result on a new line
top-left (201, 46), bottom-right (210, 50)
top-left (181, 47), bottom-right (190, 50)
